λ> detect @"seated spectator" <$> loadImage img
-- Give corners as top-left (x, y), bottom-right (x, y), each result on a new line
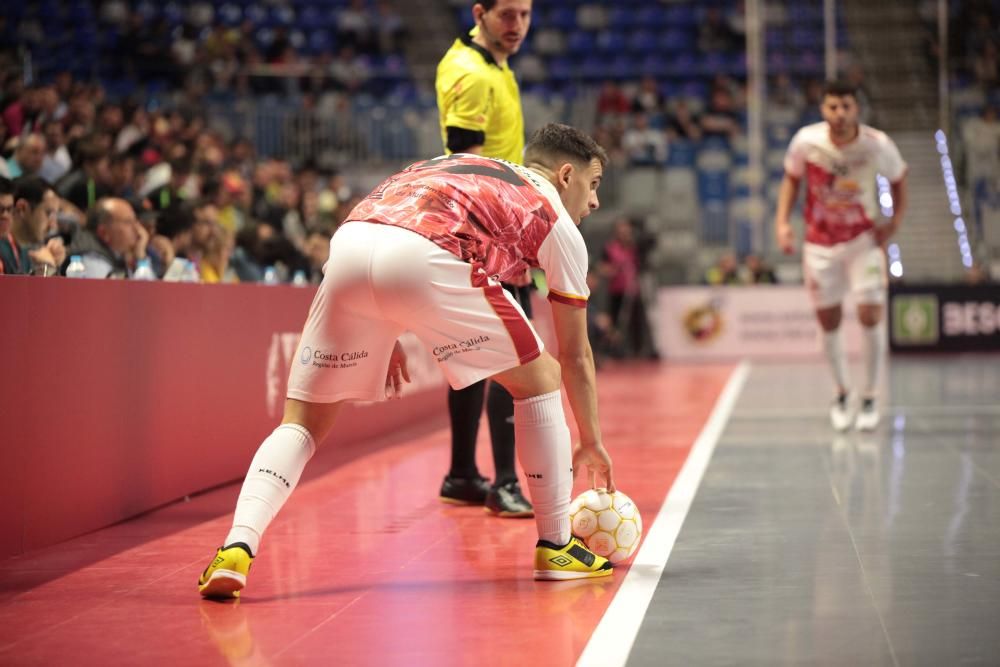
top-left (66, 197), bottom-right (149, 279)
top-left (622, 113), bottom-right (669, 165)
top-left (6, 134), bottom-right (46, 179)
top-left (666, 99), bottom-right (703, 142)
top-left (338, 0), bottom-right (375, 54)
top-left (198, 223), bottom-right (239, 284)
top-left (0, 176), bottom-right (63, 276)
top-left (740, 254), bottom-right (777, 284)
top-left (375, 1), bottom-right (405, 54)
top-left (596, 80), bottom-right (631, 119)
top-left (704, 251), bottom-right (742, 285)
top-left (57, 139), bottom-right (113, 213)
top-left (699, 7), bottom-right (741, 52)
top-left (303, 229), bottom-right (331, 283)
top-left (40, 120), bottom-right (72, 184)
top-left (632, 76), bottom-right (665, 115)
top-left (700, 87), bottom-right (743, 141)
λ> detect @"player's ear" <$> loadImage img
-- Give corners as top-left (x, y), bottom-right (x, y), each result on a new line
top-left (556, 162), bottom-right (574, 190)
top-left (472, 3), bottom-right (486, 23)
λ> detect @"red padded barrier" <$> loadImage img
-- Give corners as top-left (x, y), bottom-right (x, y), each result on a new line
top-left (0, 277), bottom-right (446, 558)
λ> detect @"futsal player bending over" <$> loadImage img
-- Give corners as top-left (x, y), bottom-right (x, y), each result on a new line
top-left (199, 124), bottom-right (615, 598)
top-left (775, 80), bottom-right (908, 432)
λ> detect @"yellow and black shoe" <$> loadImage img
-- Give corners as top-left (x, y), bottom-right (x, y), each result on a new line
top-left (198, 543), bottom-right (254, 599)
top-left (534, 536), bottom-right (613, 581)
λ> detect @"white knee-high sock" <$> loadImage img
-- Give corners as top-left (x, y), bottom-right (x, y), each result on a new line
top-left (514, 390), bottom-right (573, 546)
top-left (225, 424), bottom-right (316, 555)
top-left (861, 322), bottom-right (886, 398)
top-left (822, 328), bottom-right (851, 394)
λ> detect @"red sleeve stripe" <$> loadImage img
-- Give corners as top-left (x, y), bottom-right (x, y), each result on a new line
top-left (547, 289), bottom-right (588, 308)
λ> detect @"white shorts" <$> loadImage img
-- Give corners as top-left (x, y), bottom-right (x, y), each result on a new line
top-left (287, 221), bottom-right (544, 403)
top-left (803, 232), bottom-right (887, 309)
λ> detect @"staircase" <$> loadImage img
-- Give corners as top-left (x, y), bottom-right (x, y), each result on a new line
top-left (840, 0), bottom-right (964, 280)
top-left (386, 0), bottom-right (458, 87)
top-left (891, 131), bottom-right (966, 281)
top-left (841, 0), bottom-right (938, 132)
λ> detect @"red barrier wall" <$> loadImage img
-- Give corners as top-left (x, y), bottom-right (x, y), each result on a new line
top-left (0, 277), bottom-right (446, 558)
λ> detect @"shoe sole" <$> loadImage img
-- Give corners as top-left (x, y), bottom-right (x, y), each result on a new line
top-left (439, 495), bottom-right (486, 506)
top-left (199, 570), bottom-right (246, 599)
top-left (533, 567), bottom-right (614, 581)
top-left (483, 507), bottom-right (534, 518)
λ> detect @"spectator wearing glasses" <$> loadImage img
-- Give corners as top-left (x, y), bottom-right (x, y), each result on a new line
top-left (0, 176), bottom-right (63, 276)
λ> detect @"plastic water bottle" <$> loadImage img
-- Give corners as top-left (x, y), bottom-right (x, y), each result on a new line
top-left (181, 258), bottom-right (201, 283)
top-left (133, 257), bottom-right (156, 281)
top-left (65, 255), bottom-right (87, 278)
top-left (263, 266), bottom-right (279, 285)
top-left (292, 269), bottom-right (308, 287)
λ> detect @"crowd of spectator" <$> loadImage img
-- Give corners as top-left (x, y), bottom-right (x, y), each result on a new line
top-left (0, 57), bottom-right (362, 282)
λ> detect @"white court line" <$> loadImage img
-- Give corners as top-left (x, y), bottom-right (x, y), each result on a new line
top-left (576, 360), bottom-right (751, 667)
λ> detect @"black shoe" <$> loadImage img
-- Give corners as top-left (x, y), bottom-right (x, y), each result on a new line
top-left (485, 480), bottom-right (534, 518)
top-left (439, 473), bottom-right (490, 505)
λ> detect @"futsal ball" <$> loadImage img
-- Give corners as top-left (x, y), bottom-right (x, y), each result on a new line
top-left (569, 488), bottom-right (642, 564)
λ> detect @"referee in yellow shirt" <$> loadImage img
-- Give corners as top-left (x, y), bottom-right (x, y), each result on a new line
top-left (435, 0), bottom-right (534, 518)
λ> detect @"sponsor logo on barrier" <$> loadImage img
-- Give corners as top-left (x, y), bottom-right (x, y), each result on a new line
top-left (892, 295), bottom-right (938, 345)
top-left (943, 301), bottom-right (1000, 337)
top-left (682, 301), bottom-right (725, 344)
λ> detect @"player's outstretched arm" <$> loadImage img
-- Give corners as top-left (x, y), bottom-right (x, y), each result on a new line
top-left (774, 173), bottom-right (800, 254)
top-left (550, 300), bottom-right (615, 491)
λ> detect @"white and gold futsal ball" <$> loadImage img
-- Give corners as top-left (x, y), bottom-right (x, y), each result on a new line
top-left (569, 488), bottom-right (642, 564)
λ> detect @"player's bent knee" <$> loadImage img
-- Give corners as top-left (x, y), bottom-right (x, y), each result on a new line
top-left (857, 304), bottom-right (883, 328)
top-left (491, 352), bottom-right (561, 399)
top-left (281, 398), bottom-right (344, 447)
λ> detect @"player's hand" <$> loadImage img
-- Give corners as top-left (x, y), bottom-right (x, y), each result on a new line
top-left (776, 222), bottom-right (795, 255)
top-left (385, 340), bottom-right (412, 399)
top-left (872, 220), bottom-right (899, 248)
top-left (573, 442), bottom-right (615, 493)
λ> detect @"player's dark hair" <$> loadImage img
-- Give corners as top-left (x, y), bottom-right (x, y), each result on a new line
top-left (823, 79), bottom-right (857, 99)
top-left (476, 0), bottom-right (499, 10)
top-left (524, 123), bottom-right (608, 170)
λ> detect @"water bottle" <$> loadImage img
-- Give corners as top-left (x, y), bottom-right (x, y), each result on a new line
top-left (181, 258), bottom-right (201, 283)
top-left (133, 257), bottom-right (156, 281)
top-left (65, 255), bottom-right (87, 278)
top-left (292, 270), bottom-right (308, 287)
top-left (263, 265), bottom-right (279, 285)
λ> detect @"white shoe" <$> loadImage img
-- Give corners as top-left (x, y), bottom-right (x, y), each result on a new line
top-left (855, 397), bottom-right (880, 431)
top-left (829, 393), bottom-right (853, 432)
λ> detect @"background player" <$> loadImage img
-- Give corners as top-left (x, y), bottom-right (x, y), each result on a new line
top-left (775, 80), bottom-right (908, 432)
top-left (434, 0), bottom-right (534, 517)
top-left (199, 124), bottom-right (615, 598)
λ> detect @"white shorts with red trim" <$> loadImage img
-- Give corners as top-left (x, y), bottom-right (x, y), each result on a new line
top-left (287, 221), bottom-right (544, 403)
top-left (803, 231), bottom-right (887, 309)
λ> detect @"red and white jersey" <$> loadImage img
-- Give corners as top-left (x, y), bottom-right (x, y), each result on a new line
top-left (784, 122), bottom-right (907, 246)
top-left (347, 153), bottom-right (590, 307)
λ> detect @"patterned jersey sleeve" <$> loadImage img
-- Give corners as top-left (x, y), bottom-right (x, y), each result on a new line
top-left (876, 132), bottom-right (908, 183)
top-left (536, 214), bottom-right (590, 308)
top-left (783, 127), bottom-right (809, 178)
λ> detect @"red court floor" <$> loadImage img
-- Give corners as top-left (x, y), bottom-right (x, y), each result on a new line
top-left (0, 363), bottom-right (734, 666)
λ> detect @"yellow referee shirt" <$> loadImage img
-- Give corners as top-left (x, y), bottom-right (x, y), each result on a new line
top-left (435, 32), bottom-right (524, 165)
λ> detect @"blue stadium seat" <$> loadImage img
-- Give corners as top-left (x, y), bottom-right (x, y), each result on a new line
top-left (640, 54), bottom-right (667, 78)
top-left (567, 30), bottom-right (595, 53)
top-left (307, 28), bottom-right (332, 55)
top-left (547, 7), bottom-right (576, 31)
top-left (218, 3), bottom-right (243, 27)
top-left (629, 30), bottom-right (657, 54)
top-left (635, 6), bottom-right (667, 29)
top-left (595, 30), bottom-right (626, 54)
top-left (607, 7), bottom-right (632, 29)
top-left (659, 29), bottom-right (694, 53)
top-left (664, 4), bottom-right (697, 26)
top-left (667, 140), bottom-right (697, 168)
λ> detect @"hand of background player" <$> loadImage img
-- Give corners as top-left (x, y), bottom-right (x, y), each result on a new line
top-left (573, 441), bottom-right (615, 493)
top-left (385, 340), bottom-right (412, 399)
top-left (872, 220), bottom-right (899, 247)
top-left (776, 222), bottom-right (795, 254)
